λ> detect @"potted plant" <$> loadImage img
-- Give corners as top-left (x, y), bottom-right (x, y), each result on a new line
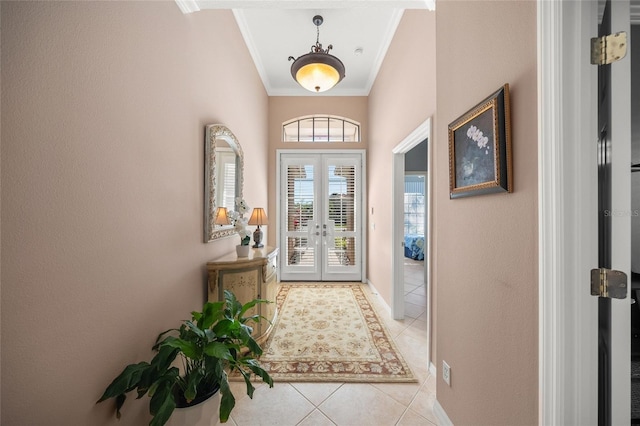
top-left (97, 290), bottom-right (274, 426)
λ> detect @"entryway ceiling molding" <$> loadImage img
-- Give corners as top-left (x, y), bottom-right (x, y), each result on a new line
top-left (175, 1), bottom-right (435, 13)
top-left (174, 0), bottom-right (435, 96)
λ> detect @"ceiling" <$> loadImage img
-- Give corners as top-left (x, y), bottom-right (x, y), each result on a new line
top-left (175, 0), bottom-right (436, 96)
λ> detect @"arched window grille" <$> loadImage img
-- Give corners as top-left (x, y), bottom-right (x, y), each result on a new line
top-left (282, 115), bottom-right (360, 142)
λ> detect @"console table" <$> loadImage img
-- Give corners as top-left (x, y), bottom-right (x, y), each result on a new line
top-left (206, 246), bottom-right (278, 345)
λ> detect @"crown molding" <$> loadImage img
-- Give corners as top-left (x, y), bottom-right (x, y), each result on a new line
top-left (364, 9), bottom-right (404, 95)
top-left (175, 0), bottom-right (200, 14)
top-left (232, 10), bottom-right (273, 94)
top-left (177, 1), bottom-right (434, 13)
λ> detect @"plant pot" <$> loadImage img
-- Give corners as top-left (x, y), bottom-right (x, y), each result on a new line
top-left (236, 244), bottom-right (250, 257)
top-left (168, 390), bottom-right (221, 426)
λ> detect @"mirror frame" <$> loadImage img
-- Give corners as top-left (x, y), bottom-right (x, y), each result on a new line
top-left (204, 124), bottom-right (244, 243)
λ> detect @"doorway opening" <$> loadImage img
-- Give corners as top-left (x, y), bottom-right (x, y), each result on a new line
top-left (391, 117), bottom-right (432, 368)
top-left (403, 174), bottom-right (427, 319)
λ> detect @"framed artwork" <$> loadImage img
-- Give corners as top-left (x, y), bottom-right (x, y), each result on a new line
top-left (448, 83), bottom-right (513, 199)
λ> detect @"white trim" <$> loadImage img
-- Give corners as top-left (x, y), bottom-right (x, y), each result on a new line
top-left (429, 361), bottom-right (436, 377)
top-left (233, 10), bottom-right (273, 94)
top-left (537, 2), bottom-right (565, 422)
top-left (363, 10), bottom-right (404, 95)
top-left (174, 0), bottom-right (200, 14)
top-left (433, 400), bottom-right (453, 426)
top-left (366, 279), bottom-right (391, 315)
top-left (392, 153), bottom-right (405, 319)
top-left (391, 117), bottom-right (432, 371)
top-left (265, 88), bottom-right (374, 97)
top-left (538, 1), bottom-right (599, 424)
top-left (183, 1), bottom-right (435, 10)
top-left (391, 118), bottom-right (432, 154)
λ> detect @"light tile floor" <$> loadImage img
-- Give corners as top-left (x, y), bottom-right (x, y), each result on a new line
top-left (222, 262), bottom-right (435, 426)
top-left (404, 258), bottom-right (427, 320)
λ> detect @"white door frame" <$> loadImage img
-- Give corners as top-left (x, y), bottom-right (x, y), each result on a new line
top-left (276, 149), bottom-right (367, 282)
top-left (538, 1), bottom-right (631, 424)
top-left (391, 117), bottom-right (432, 363)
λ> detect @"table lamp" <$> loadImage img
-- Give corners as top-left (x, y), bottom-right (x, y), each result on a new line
top-left (248, 207), bottom-right (268, 248)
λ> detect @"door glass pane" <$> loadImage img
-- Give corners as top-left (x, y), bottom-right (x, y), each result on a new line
top-left (298, 118), bottom-right (314, 142)
top-left (327, 237), bottom-right (356, 267)
top-left (285, 164), bottom-right (316, 268)
top-left (404, 175), bottom-right (425, 235)
top-left (283, 121), bottom-right (299, 142)
top-left (328, 165), bottom-right (356, 232)
top-left (313, 117), bottom-right (330, 142)
top-left (329, 118), bottom-right (344, 142)
top-left (282, 116), bottom-right (361, 142)
top-left (285, 237), bottom-right (315, 266)
top-left (344, 120), bottom-right (359, 142)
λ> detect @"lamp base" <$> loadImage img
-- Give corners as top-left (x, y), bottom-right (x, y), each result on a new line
top-left (252, 226), bottom-right (264, 248)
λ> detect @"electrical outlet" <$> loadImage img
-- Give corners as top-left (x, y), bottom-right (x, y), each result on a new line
top-left (442, 360), bottom-right (451, 386)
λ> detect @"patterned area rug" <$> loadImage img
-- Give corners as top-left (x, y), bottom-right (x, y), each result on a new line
top-left (258, 283), bottom-right (416, 383)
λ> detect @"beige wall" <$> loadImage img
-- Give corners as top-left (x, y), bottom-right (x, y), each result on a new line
top-left (266, 96), bottom-right (368, 248)
top-left (368, 10), bottom-right (436, 305)
top-left (435, 1), bottom-right (538, 424)
top-left (2, 2), bottom-right (540, 425)
top-left (1, 2), bottom-right (268, 425)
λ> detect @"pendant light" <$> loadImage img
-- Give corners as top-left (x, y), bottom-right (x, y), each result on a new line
top-left (288, 15), bottom-right (346, 93)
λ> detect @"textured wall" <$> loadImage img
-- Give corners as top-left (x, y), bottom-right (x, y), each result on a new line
top-left (435, 1), bottom-right (538, 424)
top-left (367, 10), bottom-right (436, 308)
top-left (1, 2), bottom-right (268, 425)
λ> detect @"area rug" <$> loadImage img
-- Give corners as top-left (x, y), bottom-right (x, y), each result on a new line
top-left (257, 283), bottom-right (416, 383)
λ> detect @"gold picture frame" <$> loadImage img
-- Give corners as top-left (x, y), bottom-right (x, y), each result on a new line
top-left (448, 84), bottom-right (513, 199)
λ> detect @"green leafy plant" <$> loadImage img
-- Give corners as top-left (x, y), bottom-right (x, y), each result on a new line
top-left (97, 290), bottom-right (274, 426)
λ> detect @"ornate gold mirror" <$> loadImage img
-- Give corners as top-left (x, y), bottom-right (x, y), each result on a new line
top-left (204, 124), bottom-right (244, 242)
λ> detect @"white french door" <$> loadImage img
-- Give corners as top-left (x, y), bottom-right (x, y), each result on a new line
top-left (278, 151), bottom-right (364, 282)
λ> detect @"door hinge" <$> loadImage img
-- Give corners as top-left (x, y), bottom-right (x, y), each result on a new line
top-left (590, 268), bottom-right (628, 299)
top-left (591, 32), bottom-right (627, 65)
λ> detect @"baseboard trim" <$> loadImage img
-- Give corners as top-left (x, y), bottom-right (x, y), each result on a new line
top-left (434, 400), bottom-right (453, 426)
top-left (365, 279), bottom-right (392, 315)
top-left (429, 362), bottom-right (436, 376)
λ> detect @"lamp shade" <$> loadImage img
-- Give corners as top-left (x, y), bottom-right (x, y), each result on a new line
top-left (248, 208), bottom-right (268, 226)
top-left (288, 15), bottom-right (346, 93)
top-left (290, 53), bottom-right (345, 93)
top-left (213, 207), bottom-right (231, 225)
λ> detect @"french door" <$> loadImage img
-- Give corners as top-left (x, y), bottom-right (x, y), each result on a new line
top-left (278, 151), bottom-right (364, 282)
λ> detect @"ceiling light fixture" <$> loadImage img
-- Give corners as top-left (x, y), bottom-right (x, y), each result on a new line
top-left (288, 15), bottom-right (346, 93)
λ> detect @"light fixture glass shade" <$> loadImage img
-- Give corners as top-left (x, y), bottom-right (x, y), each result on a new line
top-left (248, 208), bottom-right (268, 226)
top-left (290, 54), bottom-right (345, 93)
top-left (213, 207), bottom-right (231, 225)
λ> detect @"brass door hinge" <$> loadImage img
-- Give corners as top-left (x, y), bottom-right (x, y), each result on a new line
top-left (591, 268), bottom-right (627, 299)
top-left (591, 32), bottom-right (627, 65)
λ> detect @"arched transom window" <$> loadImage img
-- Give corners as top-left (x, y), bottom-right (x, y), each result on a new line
top-left (282, 115), bottom-right (360, 142)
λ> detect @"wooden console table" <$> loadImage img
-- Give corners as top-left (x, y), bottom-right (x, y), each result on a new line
top-left (206, 246), bottom-right (279, 345)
